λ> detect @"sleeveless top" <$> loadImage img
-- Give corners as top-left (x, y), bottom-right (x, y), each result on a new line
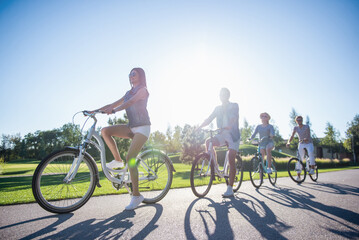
top-left (251, 124), bottom-right (275, 146)
top-left (123, 86), bottom-right (151, 128)
top-left (293, 125), bottom-right (312, 143)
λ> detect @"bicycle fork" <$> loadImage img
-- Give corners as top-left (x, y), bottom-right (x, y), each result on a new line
top-left (63, 146), bottom-right (86, 183)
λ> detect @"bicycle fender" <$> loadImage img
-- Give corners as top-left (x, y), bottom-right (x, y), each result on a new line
top-left (65, 147), bottom-right (102, 188)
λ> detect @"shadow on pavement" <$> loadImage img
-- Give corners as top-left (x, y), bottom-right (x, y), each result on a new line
top-left (184, 195), bottom-right (291, 240)
top-left (0, 214), bottom-right (74, 239)
top-left (255, 183), bottom-right (359, 239)
top-left (1, 204), bottom-right (163, 240)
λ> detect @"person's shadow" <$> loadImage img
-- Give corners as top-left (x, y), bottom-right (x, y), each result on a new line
top-left (0, 204), bottom-right (163, 240)
top-left (184, 195), bottom-right (291, 240)
top-left (255, 182), bottom-right (359, 239)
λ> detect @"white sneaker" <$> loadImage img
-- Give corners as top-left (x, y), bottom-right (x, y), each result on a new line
top-left (222, 186), bottom-right (234, 198)
top-left (296, 176), bottom-right (301, 181)
top-left (125, 195), bottom-right (144, 210)
top-left (267, 168), bottom-right (272, 174)
top-left (106, 160), bottom-right (124, 169)
top-left (309, 169), bottom-right (315, 175)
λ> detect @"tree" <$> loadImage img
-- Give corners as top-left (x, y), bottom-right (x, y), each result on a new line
top-left (240, 118), bottom-right (254, 144)
top-left (289, 108), bottom-right (299, 129)
top-left (305, 115), bottom-right (320, 146)
top-left (181, 124), bottom-right (205, 163)
top-left (288, 108), bottom-right (300, 150)
top-left (270, 119), bottom-right (284, 147)
top-left (0, 134), bottom-right (12, 162)
top-left (344, 114), bottom-right (359, 160)
top-left (148, 130), bottom-right (166, 147)
top-left (321, 122), bottom-right (340, 159)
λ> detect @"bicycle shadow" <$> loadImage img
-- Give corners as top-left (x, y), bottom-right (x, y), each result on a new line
top-left (184, 195), bottom-right (291, 240)
top-left (302, 181), bottom-right (359, 197)
top-left (0, 214), bottom-right (74, 239)
top-left (2, 204), bottom-right (163, 240)
top-left (255, 184), bottom-right (359, 238)
top-left (49, 203), bottom-right (162, 240)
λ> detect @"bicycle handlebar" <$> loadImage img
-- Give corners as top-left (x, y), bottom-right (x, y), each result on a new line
top-left (82, 110), bottom-right (106, 117)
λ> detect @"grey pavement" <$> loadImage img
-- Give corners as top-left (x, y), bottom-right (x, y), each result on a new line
top-left (1, 169), bottom-right (359, 239)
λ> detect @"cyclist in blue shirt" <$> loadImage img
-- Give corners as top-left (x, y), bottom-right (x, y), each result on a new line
top-left (249, 112), bottom-right (275, 174)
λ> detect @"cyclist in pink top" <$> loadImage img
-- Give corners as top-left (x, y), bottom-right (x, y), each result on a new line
top-left (287, 116), bottom-right (316, 180)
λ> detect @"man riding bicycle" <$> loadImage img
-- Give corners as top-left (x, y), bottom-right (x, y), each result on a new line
top-left (196, 88), bottom-right (240, 198)
top-left (286, 115), bottom-right (316, 180)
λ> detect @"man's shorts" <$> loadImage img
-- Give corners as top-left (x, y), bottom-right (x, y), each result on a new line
top-left (214, 130), bottom-right (240, 152)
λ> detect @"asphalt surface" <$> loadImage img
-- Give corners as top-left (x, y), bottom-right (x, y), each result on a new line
top-left (1, 169), bottom-right (359, 240)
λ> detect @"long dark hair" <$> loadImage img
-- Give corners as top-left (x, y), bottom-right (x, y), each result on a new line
top-left (130, 67), bottom-right (147, 88)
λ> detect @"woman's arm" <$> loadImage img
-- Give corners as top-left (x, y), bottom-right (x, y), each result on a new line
top-left (93, 96), bottom-right (125, 114)
top-left (112, 88), bottom-right (148, 113)
top-left (286, 128), bottom-right (296, 147)
top-left (269, 125), bottom-right (275, 139)
top-left (250, 126), bottom-right (258, 140)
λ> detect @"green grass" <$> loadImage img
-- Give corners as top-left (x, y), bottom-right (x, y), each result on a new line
top-left (0, 159), bottom-right (358, 206)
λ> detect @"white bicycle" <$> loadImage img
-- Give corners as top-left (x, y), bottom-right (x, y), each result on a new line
top-left (190, 129), bottom-right (243, 198)
top-left (32, 111), bottom-right (175, 213)
top-left (287, 147), bottom-right (318, 183)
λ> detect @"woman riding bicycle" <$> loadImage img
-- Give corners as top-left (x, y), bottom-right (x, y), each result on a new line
top-left (196, 88), bottom-right (240, 198)
top-left (92, 67), bottom-right (151, 210)
top-left (286, 115), bottom-right (316, 179)
top-left (249, 112), bottom-right (275, 174)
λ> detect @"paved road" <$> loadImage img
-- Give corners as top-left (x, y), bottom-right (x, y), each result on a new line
top-left (1, 169), bottom-right (359, 240)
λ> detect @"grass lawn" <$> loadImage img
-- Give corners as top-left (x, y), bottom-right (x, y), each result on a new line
top-left (0, 159), bottom-right (358, 206)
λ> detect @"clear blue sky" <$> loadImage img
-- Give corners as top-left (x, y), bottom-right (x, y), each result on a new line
top-left (1, 0), bottom-right (358, 140)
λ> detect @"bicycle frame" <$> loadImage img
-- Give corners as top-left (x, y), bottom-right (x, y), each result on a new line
top-left (64, 112), bottom-right (162, 192)
top-left (296, 151), bottom-right (312, 171)
top-left (206, 135), bottom-right (231, 178)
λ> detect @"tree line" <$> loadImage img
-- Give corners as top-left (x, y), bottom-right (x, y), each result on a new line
top-left (1, 110), bottom-right (358, 163)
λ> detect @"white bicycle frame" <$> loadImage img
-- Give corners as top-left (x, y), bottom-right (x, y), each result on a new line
top-left (204, 139), bottom-right (231, 178)
top-left (63, 112), bottom-right (159, 193)
top-left (296, 150), bottom-right (312, 171)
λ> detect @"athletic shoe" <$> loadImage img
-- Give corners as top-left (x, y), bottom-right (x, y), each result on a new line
top-left (222, 186), bottom-right (234, 198)
top-left (309, 169), bottom-right (315, 175)
top-left (267, 168), bottom-right (272, 174)
top-left (106, 160), bottom-right (124, 169)
top-left (296, 176), bottom-right (301, 181)
top-left (125, 195), bottom-right (144, 210)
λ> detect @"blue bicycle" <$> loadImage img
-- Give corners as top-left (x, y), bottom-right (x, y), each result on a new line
top-left (249, 137), bottom-right (277, 188)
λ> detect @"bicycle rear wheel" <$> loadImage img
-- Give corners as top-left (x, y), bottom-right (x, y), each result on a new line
top-left (267, 158), bottom-right (277, 185)
top-left (249, 157), bottom-right (263, 188)
top-left (287, 158), bottom-right (306, 183)
top-left (226, 153), bottom-right (244, 192)
top-left (309, 165), bottom-right (318, 182)
top-left (190, 153), bottom-right (214, 198)
top-left (32, 149), bottom-right (97, 213)
top-left (138, 150), bottom-right (173, 204)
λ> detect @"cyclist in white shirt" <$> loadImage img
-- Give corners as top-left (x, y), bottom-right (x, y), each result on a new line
top-left (197, 88), bottom-right (240, 198)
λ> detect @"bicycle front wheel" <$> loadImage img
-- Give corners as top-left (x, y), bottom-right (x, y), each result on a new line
top-left (32, 149), bottom-right (97, 214)
top-left (287, 158), bottom-right (306, 183)
top-left (226, 153), bottom-right (244, 192)
top-left (190, 153), bottom-right (214, 198)
top-left (138, 151), bottom-right (173, 204)
top-left (267, 158), bottom-right (277, 186)
top-left (249, 157), bottom-right (263, 188)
